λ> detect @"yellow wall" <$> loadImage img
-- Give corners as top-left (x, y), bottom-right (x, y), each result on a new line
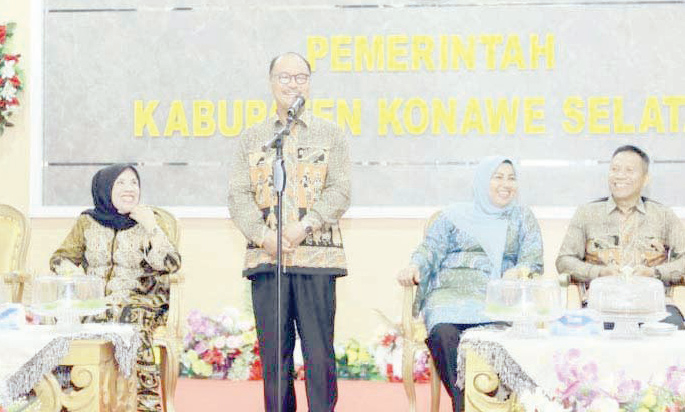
top-left (0, 2), bottom-right (679, 344)
top-left (0, 0), bottom-right (31, 213)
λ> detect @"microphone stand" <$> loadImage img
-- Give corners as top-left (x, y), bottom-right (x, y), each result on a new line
top-left (263, 112), bottom-right (298, 412)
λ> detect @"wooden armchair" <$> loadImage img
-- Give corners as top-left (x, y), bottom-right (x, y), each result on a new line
top-left (0, 204), bottom-right (30, 303)
top-left (401, 211), bottom-right (441, 412)
top-left (150, 207), bottom-right (185, 412)
top-left (557, 272), bottom-right (583, 309)
top-left (10, 207), bottom-right (185, 412)
top-left (401, 284), bottom-right (441, 412)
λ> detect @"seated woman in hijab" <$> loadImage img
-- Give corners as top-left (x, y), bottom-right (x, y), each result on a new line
top-left (50, 164), bottom-right (181, 412)
top-left (396, 156), bottom-right (543, 412)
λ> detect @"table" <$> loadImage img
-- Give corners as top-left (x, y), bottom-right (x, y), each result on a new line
top-left (0, 324), bottom-right (140, 411)
top-left (457, 328), bottom-right (685, 412)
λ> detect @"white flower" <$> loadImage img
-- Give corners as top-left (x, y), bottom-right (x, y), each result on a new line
top-left (596, 373), bottom-right (619, 395)
top-left (227, 352), bottom-right (255, 380)
top-left (390, 347), bottom-right (402, 379)
top-left (373, 345), bottom-right (391, 374)
top-left (212, 335), bottom-right (227, 349)
top-left (0, 61), bottom-right (15, 79)
top-left (518, 388), bottom-right (570, 412)
top-left (0, 83), bottom-right (17, 100)
top-left (237, 319), bottom-right (253, 331)
top-left (225, 335), bottom-right (243, 349)
top-left (587, 396), bottom-right (619, 412)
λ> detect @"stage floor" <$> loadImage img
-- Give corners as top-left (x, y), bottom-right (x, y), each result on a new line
top-left (175, 378), bottom-right (453, 411)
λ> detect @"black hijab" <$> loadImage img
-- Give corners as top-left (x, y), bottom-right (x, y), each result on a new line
top-left (82, 164), bottom-right (140, 231)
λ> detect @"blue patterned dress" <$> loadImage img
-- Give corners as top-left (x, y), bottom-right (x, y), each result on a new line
top-left (412, 205), bottom-right (544, 333)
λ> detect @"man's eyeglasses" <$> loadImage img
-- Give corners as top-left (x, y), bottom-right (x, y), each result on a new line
top-left (274, 73), bottom-right (310, 85)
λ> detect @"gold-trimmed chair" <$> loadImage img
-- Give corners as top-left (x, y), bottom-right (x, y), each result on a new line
top-left (150, 206), bottom-right (185, 412)
top-left (401, 211), bottom-right (441, 412)
top-left (402, 284), bottom-right (441, 412)
top-left (8, 207), bottom-right (185, 412)
top-left (558, 272), bottom-right (583, 310)
top-left (0, 204), bottom-right (31, 303)
top-left (4, 206), bottom-right (183, 412)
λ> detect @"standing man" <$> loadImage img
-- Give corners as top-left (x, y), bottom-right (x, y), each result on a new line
top-left (556, 145), bottom-right (685, 327)
top-left (228, 52), bottom-right (350, 412)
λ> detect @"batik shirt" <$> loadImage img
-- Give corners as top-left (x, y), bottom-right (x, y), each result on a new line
top-left (556, 197), bottom-right (685, 284)
top-left (228, 111), bottom-right (351, 277)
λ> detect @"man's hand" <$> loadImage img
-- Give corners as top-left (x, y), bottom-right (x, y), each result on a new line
top-left (397, 264), bottom-right (420, 287)
top-left (283, 221), bottom-right (308, 248)
top-left (262, 230), bottom-right (295, 258)
top-left (598, 264), bottom-right (621, 277)
top-left (633, 265), bottom-right (656, 277)
top-left (129, 205), bottom-right (157, 233)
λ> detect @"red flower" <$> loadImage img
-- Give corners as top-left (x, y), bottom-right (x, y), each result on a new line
top-left (10, 76), bottom-right (20, 88)
top-left (4, 54), bottom-right (19, 63)
top-left (9, 98), bottom-right (18, 106)
top-left (381, 333), bottom-right (397, 347)
top-left (386, 364), bottom-right (402, 383)
top-left (201, 348), bottom-right (225, 366)
top-left (414, 366), bottom-right (431, 383)
top-left (0, 25), bottom-right (6, 45)
top-left (249, 357), bottom-right (262, 380)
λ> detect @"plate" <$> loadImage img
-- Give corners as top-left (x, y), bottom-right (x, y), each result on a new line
top-left (640, 322), bottom-right (677, 336)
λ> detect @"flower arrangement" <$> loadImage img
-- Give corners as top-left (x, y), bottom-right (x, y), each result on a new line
top-left (370, 330), bottom-right (431, 383)
top-left (180, 307), bottom-right (260, 379)
top-left (516, 349), bottom-right (685, 412)
top-left (0, 23), bottom-right (22, 135)
top-left (334, 338), bottom-right (382, 380)
top-left (180, 307), bottom-right (433, 383)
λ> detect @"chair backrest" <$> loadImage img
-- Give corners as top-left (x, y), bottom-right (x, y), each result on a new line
top-left (0, 204), bottom-right (30, 303)
top-left (150, 206), bottom-right (180, 246)
top-left (0, 204), bottom-right (30, 274)
top-left (424, 210), bottom-right (441, 235)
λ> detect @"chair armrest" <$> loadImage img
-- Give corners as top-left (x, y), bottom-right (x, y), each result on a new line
top-left (3, 271), bottom-right (29, 304)
top-left (165, 272), bottom-right (185, 339)
top-left (402, 285), bottom-right (415, 340)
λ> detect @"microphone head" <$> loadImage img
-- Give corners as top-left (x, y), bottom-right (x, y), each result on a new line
top-left (287, 95), bottom-right (306, 118)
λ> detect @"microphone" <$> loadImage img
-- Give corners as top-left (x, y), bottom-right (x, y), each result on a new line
top-left (262, 96), bottom-right (305, 151)
top-left (287, 95), bottom-right (306, 119)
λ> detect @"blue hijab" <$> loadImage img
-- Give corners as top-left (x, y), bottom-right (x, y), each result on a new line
top-left (443, 156), bottom-right (517, 277)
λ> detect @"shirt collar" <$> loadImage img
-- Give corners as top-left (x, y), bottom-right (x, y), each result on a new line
top-left (606, 196), bottom-right (646, 215)
top-left (271, 110), bottom-right (310, 129)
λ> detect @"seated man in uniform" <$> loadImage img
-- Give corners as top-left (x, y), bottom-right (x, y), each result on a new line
top-left (556, 145), bottom-right (685, 328)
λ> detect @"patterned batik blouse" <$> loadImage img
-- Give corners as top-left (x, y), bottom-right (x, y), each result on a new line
top-left (50, 212), bottom-right (181, 411)
top-left (412, 205), bottom-right (544, 333)
top-left (50, 213), bottom-right (181, 311)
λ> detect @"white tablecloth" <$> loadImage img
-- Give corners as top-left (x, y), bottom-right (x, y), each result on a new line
top-left (457, 328), bottom-right (685, 397)
top-left (0, 324), bottom-right (140, 404)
